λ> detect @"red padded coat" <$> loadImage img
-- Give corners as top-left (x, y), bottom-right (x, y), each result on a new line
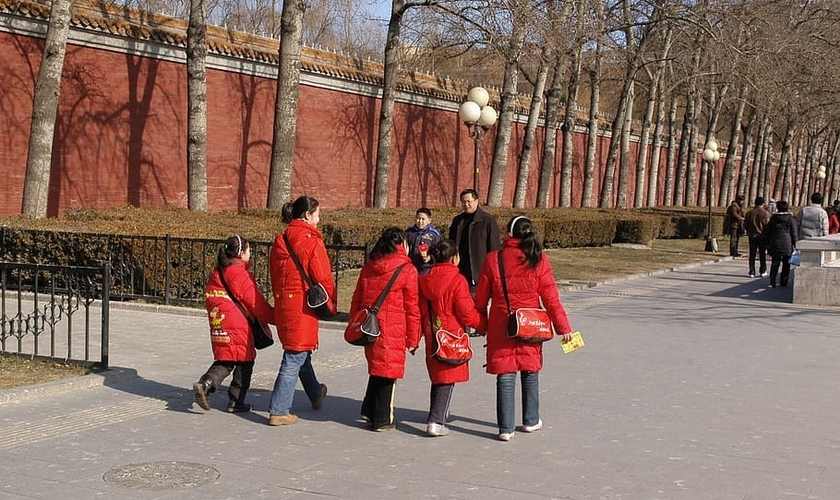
top-left (204, 259), bottom-right (275, 362)
top-left (418, 262), bottom-right (486, 384)
top-left (349, 249), bottom-right (421, 379)
top-left (270, 220), bottom-right (337, 351)
top-left (475, 239), bottom-right (572, 375)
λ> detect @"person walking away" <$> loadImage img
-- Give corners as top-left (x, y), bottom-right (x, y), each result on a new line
top-left (796, 192), bottom-right (829, 239)
top-left (406, 207), bottom-right (441, 276)
top-left (418, 239), bottom-right (486, 437)
top-left (194, 235), bottom-right (275, 413)
top-left (726, 194), bottom-right (746, 257)
top-left (474, 216), bottom-right (575, 442)
top-left (267, 196), bottom-right (336, 426)
top-left (349, 227), bottom-right (421, 432)
top-left (767, 198), bottom-right (778, 215)
top-left (448, 189), bottom-right (501, 295)
top-left (763, 200), bottom-right (798, 288)
top-left (744, 196), bottom-right (771, 278)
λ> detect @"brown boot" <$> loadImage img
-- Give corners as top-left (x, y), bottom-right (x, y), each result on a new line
top-left (268, 414), bottom-right (298, 426)
top-left (193, 377), bottom-right (213, 411)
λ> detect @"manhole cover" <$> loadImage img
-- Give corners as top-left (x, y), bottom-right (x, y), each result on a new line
top-left (103, 461), bottom-right (219, 489)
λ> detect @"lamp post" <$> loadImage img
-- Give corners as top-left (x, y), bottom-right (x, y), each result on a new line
top-left (817, 164), bottom-right (826, 194)
top-left (702, 140), bottom-right (721, 252)
top-left (458, 87), bottom-right (497, 195)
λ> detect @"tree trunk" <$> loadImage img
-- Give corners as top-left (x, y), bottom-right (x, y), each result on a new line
top-left (663, 94), bottom-right (678, 206)
top-left (513, 50), bottom-right (550, 208)
top-left (674, 93), bottom-right (694, 207)
top-left (647, 77), bottom-right (666, 207)
top-left (616, 82), bottom-right (634, 208)
top-left (740, 111), bottom-right (756, 201)
top-left (685, 90), bottom-right (701, 206)
top-left (187, 0), bottom-right (208, 211)
top-left (537, 56), bottom-right (565, 208)
top-left (372, 0), bottom-right (407, 208)
top-left (776, 120), bottom-right (795, 201)
top-left (487, 15), bottom-right (526, 207)
top-left (719, 85), bottom-right (747, 205)
top-left (636, 78), bottom-right (657, 208)
top-left (559, 47), bottom-right (582, 208)
top-left (582, 46), bottom-right (602, 208)
top-left (268, 0), bottom-right (305, 209)
top-left (760, 122), bottom-right (774, 198)
top-left (22, 0), bottom-right (74, 218)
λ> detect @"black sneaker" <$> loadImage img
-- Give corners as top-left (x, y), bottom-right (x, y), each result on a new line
top-left (226, 402), bottom-right (251, 413)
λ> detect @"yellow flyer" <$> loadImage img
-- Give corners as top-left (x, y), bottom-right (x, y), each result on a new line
top-left (560, 331), bottom-right (585, 354)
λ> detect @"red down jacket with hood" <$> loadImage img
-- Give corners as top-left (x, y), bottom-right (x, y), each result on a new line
top-left (205, 259), bottom-right (275, 362)
top-left (270, 219), bottom-right (337, 351)
top-left (349, 249), bottom-right (421, 379)
top-left (475, 238), bottom-right (572, 375)
top-left (419, 262), bottom-right (486, 384)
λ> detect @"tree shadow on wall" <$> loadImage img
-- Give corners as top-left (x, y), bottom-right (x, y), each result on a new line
top-left (235, 73), bottom-right (272, 209)
top-left (336, 93), bottom-right (378, 206)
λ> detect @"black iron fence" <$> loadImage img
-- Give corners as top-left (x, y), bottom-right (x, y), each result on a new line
top-left (0, 262), bottom-right (110, 369)
top-left (0, 227), bottom-right (368, 307)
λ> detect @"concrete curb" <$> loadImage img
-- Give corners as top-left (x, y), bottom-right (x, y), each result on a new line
top-left (0, 367), bottom-right (137, 405)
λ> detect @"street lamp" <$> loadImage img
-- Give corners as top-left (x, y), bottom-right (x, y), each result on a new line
top-left (459, 87), bottom-right (498, 195)
top-left (817, 164), bottom-right (826, 194)
top-left (702, 140), bottom-right (721, 252)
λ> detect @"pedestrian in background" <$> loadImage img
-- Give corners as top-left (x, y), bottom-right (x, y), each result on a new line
top-left (475, 216), bottom-right (574, 442)
top-left (828, 200), bottom-right (839, 235)
top-left (406, 207), bottom-right (441, 275)
top-left (726, 194), bottom-right (746, 257)
top-left (418, 239), bottom-right (486, 437)
top-left (796, 192), bottom-right (829, 239)
top-left (349, 227), bottom-right (421, 432)
top-left (744, 196), bottom-right (771, 278)
top-left (448, 189), bottom-right (501, 295)
top-left (763, 200), bottom-right (798, 288)
top-left (194, 235), bottom-right (275, 413)
top-left (267, 196), bottom-right (336, 426)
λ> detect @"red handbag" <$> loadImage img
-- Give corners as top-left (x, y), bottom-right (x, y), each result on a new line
top-left (427, 300), bottom-right (473, 365)
top-left (498, 252), bottom-right (555, 343)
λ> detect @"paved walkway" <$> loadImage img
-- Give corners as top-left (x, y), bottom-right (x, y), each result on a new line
top-left (1, 258), bottom-right (838, 500)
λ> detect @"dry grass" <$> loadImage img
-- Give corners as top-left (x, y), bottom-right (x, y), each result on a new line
top-left (0, 356), bottom-right (96, 390)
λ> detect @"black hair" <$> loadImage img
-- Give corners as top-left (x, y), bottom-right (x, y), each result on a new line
top-left (755, 196), bottom-right (764, 206)
top-left (217, 235), bottom-right (249, 270)
top-left (370, 227), bottom-right (407, 261)
top-left (507, 216), bottom-right (542, 268)
top-left (429, 239), bottom-right (457, 264)
top-left (415, 207), bottom-right (432, 218)
top-left (282, 195), bottom-right (319, 224)
top-left (459, 189), bottom-right (478, 201)
top-left (810, 192), bottom-right (823, 204)
top-left (776, 200), bottom-right (789, 212)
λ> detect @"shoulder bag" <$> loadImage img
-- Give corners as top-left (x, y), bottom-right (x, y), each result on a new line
top-left (344, 264), bottom-right (406, 346)
top-left (218, 268), bottom-right (274, 350)
top-left (283, 234), bottom-right (336, 320)
top-left (428, 300), bottom-right (473, 365)
top-left (497, 251), bottom-right (554, 343)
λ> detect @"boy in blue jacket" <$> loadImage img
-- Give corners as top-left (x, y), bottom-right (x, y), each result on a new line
top-left (406, 208), bottom-right (441, 275)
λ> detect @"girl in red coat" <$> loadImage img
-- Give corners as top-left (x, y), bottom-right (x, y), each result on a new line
top-left (267, 196), bottom-right (337, 426)
top-left (475, 216), bottom-right (574, 441)
top-left (194, 235), bottom-right (275, 413)
top-left (349, 227), bottom-right (421, 431)
top-left (418, 239), bottom-right (486, 437)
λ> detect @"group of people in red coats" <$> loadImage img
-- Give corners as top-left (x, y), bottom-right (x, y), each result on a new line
top-left (193, 194), bottom-right (574, 442)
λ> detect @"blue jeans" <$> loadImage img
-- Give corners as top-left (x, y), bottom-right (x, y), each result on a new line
top-left (268, 350), bottom-right (321, 416)
top-left (496, 371), bottom-right (539, 434)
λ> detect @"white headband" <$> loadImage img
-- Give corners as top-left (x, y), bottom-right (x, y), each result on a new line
top-left (236, 235), bottom-right (243, 254)
top-left (508, 216), bottom-right (528, 238)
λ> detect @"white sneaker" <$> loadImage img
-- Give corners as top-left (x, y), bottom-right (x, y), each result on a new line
top-left (761, 272), bottom-right (769, 277)
top-left (425, 422), bottom-right (450, 437)
top-left (498, 431), bottom-right (514, 442)
top-left (522, 419), bottom-right (543, 433)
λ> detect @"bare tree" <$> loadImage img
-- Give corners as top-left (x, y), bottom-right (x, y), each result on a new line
top-left (187, 0), bottom-right (208, 211)
top-left (22, 0), bottom-right (74, 217)
top-left (267, 0), bottom-right (305, 208)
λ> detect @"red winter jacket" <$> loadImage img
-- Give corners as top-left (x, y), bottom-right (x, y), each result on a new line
top-left (205, 259), bottom-right (275, 362)
top-left (419, 262), bottom-right (486, 384)
top-left (350, 249), bottom-right (421, 379)
top-left (475, 239), bottom-right (572, 375)
top-left (270, 220), bottom-right (337, 351)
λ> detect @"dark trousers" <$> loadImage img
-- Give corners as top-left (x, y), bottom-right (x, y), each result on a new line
top-left (769, 254), bottom-right (791, 286)
top-left (427, 383), bottom-right (455, 425)
top-left (201, 360), bottom-right (254, 406)
top-left (729, 232), bottom-right (742, 256)
top-left (748, 237), bottom-right (767, 275)
top-left (361, 375), bottom-right (396, 429)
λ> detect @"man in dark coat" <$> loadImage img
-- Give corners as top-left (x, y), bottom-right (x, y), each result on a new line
top-left (448, 189), bottom-right (501, 295)
top-left (726, 194), bottom-right (746, 257)
top-left (762, 200), bottom-right (798, 288)
top-left (744, 196), bottom-right (771, 277)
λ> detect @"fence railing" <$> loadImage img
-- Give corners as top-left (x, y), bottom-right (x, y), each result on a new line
top-left (0, 228), bottom-right (368, 307)
top-left (0, 262), bottom-right (110, 369)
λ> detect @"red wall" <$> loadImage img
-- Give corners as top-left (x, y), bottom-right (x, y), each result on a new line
top-left (0, 29), bottom-right (688, 216)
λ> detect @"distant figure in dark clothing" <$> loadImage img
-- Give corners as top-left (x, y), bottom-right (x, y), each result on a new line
top-left (726, 194), bottom-right (746, 257)
top-left (744, 196), bottom-right (771, 278)
top-left (762, 200), bottom-right (798, 288)
top-left (448, 189), bottom-right (501, 295)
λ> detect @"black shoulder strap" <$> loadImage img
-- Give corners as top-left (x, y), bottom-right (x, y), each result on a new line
top-left (283, 234), bottom-right (316, 289)
top-left (370, 264), bottom-right (406, 314)
top-left (497, 251), bottom-right (513, 316)
top-left (217, 266), bottom-right (252, 322)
